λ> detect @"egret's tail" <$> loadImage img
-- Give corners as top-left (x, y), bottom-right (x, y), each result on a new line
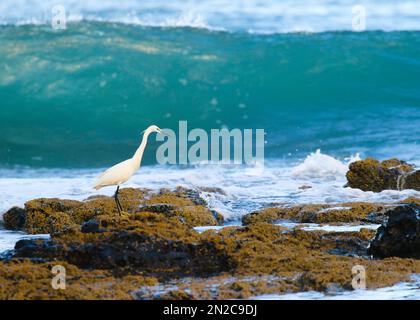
top-left (93, 183), bottom-right (101, 190)
top-left (93, 170), bottom-right (107, 190)
top-left (93, 178), bottom-right (105, 190)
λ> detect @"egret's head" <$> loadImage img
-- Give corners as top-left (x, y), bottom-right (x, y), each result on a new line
top-left (145, 125), bottom-right (163, 135)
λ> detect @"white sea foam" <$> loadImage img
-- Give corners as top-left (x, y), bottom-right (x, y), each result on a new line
top-left (193, 223), bottom-right (241, 233)
top-left (0, 150), bottom-right (418, 300)
top-left (318, 206), bottom-right (352, 213)
top-left (252, 275), bottom-right (420, 300)
top-left (0, 229), bottom-right (49, 253)
top-left (274, 221), bottom-right (380, 233)
top-left (291, 149), bottom-right (360, 180)
top-left (193, 222), bottom-right (380, 234)
top-left (0, 150), bottom-right (419, 221)
top-left (2, 0), bottom-right (420, 33)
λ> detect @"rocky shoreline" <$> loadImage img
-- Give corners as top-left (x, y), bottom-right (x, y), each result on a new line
top-left (346, 158), bottom-right (419, 192)
top-left (0, 158), bottom-right (419, 300)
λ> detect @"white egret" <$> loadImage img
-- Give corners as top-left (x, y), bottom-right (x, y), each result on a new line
top-left (93, 125), bottom-right (164, 215)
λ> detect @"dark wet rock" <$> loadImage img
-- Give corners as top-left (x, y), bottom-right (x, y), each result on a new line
top-left (67, 236), bottom-right (229, 275)
top-left (368, 204), bottom-right (420, 258)
top-left (12, 211), bottom-right (229, 275)
top-left (323, 233), bottom-right (371, 257)
top-left (180, 188), bottom-right (208, 206)
top-left (298, 185), bottom-right (312, 190)
top-left (210, 210), bottom-right (224, 225)
top-left (14, 217), bottom-right (233, 275)
top-left (362, 212), bottom-right (386, 224)
top-left (81, 219), bottom-right (103, 233)
top-left (3, 207), bottom-right (26, 230)
top-left (346, 158), bottom-right (419, 192)
top-left (198, 187), bottom-right (227, 195)
top-left (14, 239), bottom-right (62, 259)
top-left (138, 204), bottom-right (175, 214)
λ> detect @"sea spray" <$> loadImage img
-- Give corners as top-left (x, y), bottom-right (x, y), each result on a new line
top-left (1, 151), bottom-right (419, 220)
top-left (156, 121), bottom-right (265, 165)
top-left (291, 149), bottom-right (360, 179)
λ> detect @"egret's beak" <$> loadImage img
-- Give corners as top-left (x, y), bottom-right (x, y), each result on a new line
top-left (157, 128), bottom-right (168, 136)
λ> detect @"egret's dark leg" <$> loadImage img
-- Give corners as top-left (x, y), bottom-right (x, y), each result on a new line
top-left (116, 193), bottom-right (123, 212)
top-left (116, 197), bottom-right (123, 212)
top-left (114, 186), bottom-right (123, 214)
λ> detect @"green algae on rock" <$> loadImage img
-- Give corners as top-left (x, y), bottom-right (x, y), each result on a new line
top-left (346, 158), bottom-right (419, 192)
top-left (2, 187), bottom-right (420, 300)
top-left (13, 213), bottom-right (231, 275)
top-left (3, 187), bottom-right (223, 234)
top-left (3, 215), bottom-right (420, 299)
top-left (242, 202), bottom-right (391, 225)
top-left (0, 259), bottom-right (157, 300)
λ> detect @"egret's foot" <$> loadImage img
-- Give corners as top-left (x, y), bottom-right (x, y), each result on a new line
top-left (119, 211), bottom-right (130, 218)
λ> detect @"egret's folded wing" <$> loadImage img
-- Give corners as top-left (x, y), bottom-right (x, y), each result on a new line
top-left (93, 159), bottom-right (133, 189)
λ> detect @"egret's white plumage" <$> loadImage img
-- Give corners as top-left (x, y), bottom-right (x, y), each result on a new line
top-left (93, 125), bottom-right (163, 214)
top-left (94, 158), bottom-right (137, 190)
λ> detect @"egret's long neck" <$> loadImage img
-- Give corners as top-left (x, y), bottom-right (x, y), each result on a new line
top-left (132, 131), bottom-right (150, 169)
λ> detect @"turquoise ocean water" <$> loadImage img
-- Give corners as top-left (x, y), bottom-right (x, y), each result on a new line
top-left (1, 23), bottom-right (419, 168)
top-left (0, 0), bottom-right (419, 216)
top-left (1, 1), bottom-right (420, 299)
top-left (0, 1), bottom-right (420, 168)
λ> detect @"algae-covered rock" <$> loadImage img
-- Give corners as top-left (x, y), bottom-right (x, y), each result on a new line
top-left (3, 186), bottom-right (420, 300)
top-left (0, 259), bottom-right (157, 300)
top-left (22, 199), bottom-right (81, 234)
top-left (404, 170), bottom-right (420, 190)
top-left (133, 274), bottom-right (297, 300)
top-left (17, 188), bottom-right (148, 233)
top-left (368, 204), bottom-right (420, 259)
top-left (158, 290), bottom-right (196, 300)
top-left (402, 197), bottom-right (420, 205)
top-left (242, 202), bottom-right (390, 225)
top-left (138, 203), bottom-right (222, 227)
top-left (141, 187), bottom-right (223, 226)
top-left (381, 158), bottom-right (414, 171)
top-left (6, 213), bottom-right (420, 299)
top-left (3, 207), bottom-right (26, 230)
top-left (3, 187), bottom-right (222, 234)
top-left (13, 212), bottom-right (231, 276)
top-left (179, 223), bottom-right (420, 295)
top-left (346, 158), bottom-right (419, 192)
